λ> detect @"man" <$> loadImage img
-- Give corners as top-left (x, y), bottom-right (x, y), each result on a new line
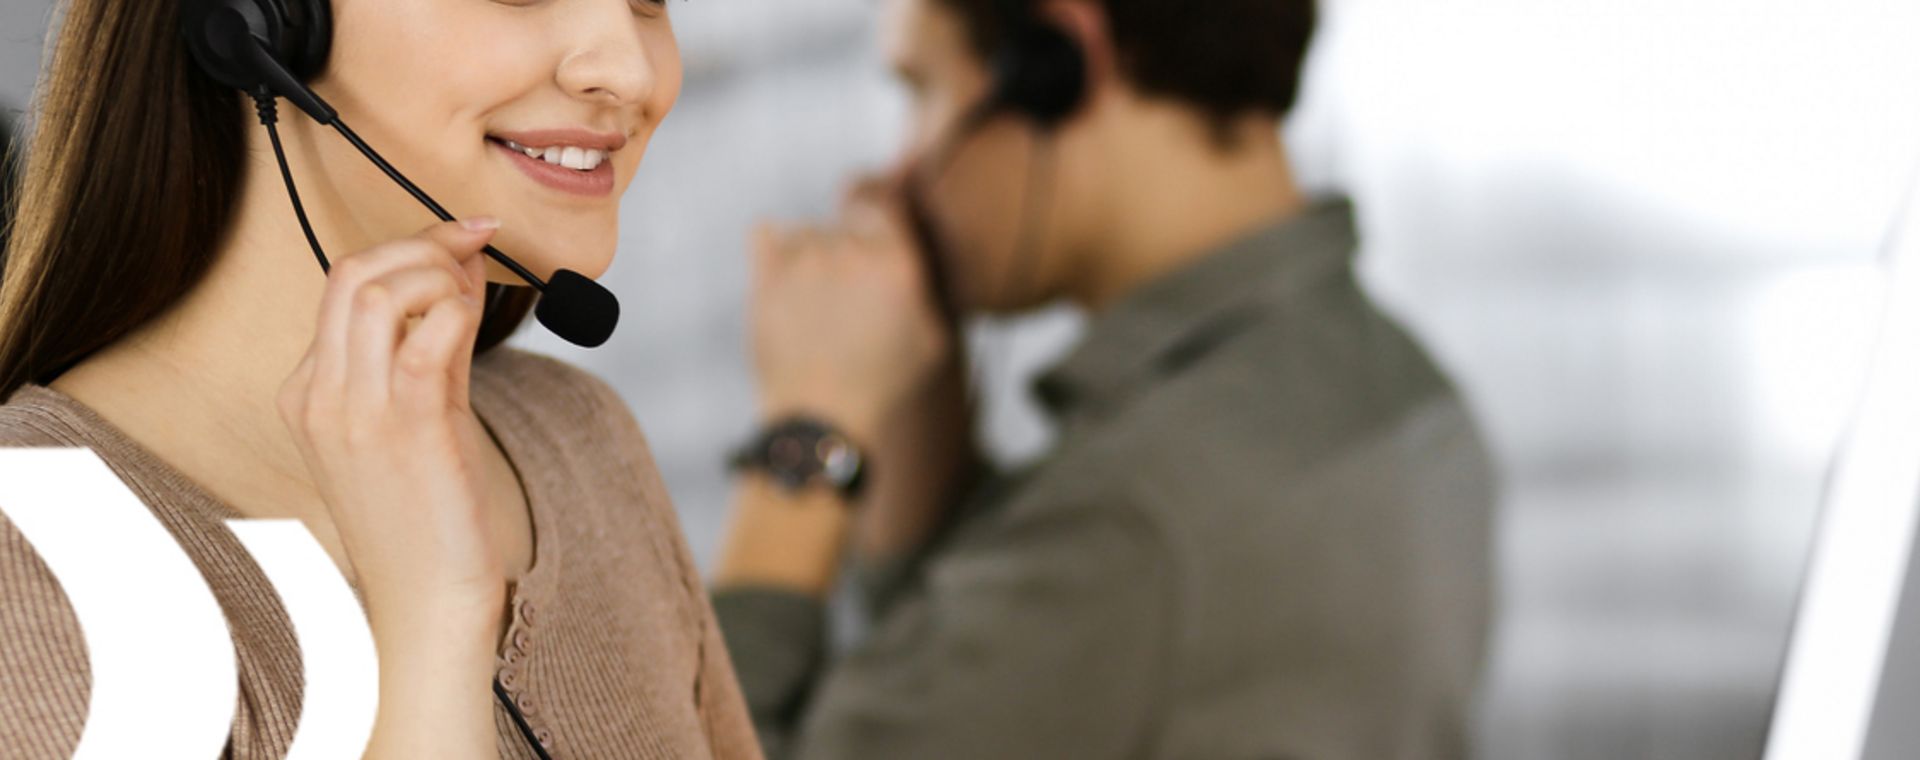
top-left (711, 0), bottom-right (1496, 758)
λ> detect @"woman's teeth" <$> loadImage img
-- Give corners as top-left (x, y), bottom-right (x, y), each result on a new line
top-left (498, 139), bottom-right (608, 171)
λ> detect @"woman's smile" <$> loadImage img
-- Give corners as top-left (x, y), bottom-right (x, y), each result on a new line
top-left (486, 128), bottom-right (629, 198)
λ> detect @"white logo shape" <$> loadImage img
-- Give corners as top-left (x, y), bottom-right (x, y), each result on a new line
top-left (0, 449), bottom-right (379, 758)
top-left (228, 521), bottom-right (379, 760)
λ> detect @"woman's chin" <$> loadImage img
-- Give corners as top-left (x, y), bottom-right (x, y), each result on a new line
top-left (484, 229), bottom-right (617, 283)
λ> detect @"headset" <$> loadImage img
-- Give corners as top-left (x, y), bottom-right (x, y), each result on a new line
top-left (179, 0), bottom-right (620, 350)
top-left (983, 0), bottom-right (1089, 130)
top-left (907, 0), bottom-right (1090, 331)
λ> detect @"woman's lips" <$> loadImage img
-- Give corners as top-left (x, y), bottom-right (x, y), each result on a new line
top-left (490, 139), bottom-right (616, 198)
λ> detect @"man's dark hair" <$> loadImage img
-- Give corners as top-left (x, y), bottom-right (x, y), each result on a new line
top-left (941, 0), bottom-right (1317, 133)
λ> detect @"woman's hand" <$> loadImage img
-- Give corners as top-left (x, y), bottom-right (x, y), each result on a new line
top-left (276, 218), bottom-right (507, 758)
top-left (751, 177), bottom-right (954, 445)
top-left (277, 218), bottom-right (504, 616)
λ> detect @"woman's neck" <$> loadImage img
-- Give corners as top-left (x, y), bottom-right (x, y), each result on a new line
top-left (50, 147), bottom-right (347, 521)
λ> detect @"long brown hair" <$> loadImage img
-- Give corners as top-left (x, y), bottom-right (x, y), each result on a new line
top-left (0, 0), bottom-right (536, 401)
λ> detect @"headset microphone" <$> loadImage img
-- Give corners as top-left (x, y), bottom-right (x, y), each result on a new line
top-left (182, 0), bottom-right (621, 349)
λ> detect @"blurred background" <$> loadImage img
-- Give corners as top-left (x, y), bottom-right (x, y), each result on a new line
top-left (7, 0), bottom-right (1920, 757)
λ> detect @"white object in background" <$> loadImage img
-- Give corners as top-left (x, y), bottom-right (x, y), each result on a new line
top-left (1767, 171), bottom-right (1920, 760)
top-left (228, 520), bottom-right (379, 760)
top-left (0, 449), bottom-right (238, 760)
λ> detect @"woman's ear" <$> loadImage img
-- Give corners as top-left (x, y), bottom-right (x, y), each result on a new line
top-left (1038, 0), bottom-right (1117, 102)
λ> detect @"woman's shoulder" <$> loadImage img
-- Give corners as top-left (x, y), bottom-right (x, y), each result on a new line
top-left (472, 346), bottom-right (625, 410)
top-left (469, 346), bottom-right (646, 447)
top-left (0, 385), bottom-right (95, 448)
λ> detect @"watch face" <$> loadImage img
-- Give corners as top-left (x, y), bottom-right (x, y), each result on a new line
top-left (765, 430), bottom-right (820, 491)
top-left (756, 419), bottom-right (864, 496)
top-left (741, 416), bottom-right (871, 498)
top-left (767, 434), bottom-right (816, 474)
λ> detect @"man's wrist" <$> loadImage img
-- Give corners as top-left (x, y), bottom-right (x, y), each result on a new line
top-left (714, 474), bottom-right (853, 596)
top-left (732, 412), bottom-right (873, 502)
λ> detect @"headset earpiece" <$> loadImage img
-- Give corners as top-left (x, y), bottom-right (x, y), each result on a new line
top-left (180, 0), bottom-right (330, 94)
top-left (988, 3), bottom-right (1089, 129)
top-left (281, 0), bottom-right (334, 83)
top-left (181, 0), bottom-right (280, 93)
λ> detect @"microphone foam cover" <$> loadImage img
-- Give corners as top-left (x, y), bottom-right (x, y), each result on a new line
top-left (535, 270), bottom-right (621, 348)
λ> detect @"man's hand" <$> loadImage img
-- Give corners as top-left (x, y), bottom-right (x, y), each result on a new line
top-left (750, 177), bottom-right (954, 447)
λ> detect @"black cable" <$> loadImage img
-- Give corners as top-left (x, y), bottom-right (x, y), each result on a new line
top-left (325, 120), bottom-right (548, 290)
top-left (1001, 132), bottom-right (1056, 313)
top-left (978, 132), bottom-right (1059, 405)
top-left (494, 676), bottom-right (554, 760)
top-left (253, 90), bottom-right (331, 274)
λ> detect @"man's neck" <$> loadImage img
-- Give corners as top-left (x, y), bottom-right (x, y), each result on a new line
top-left (1071, 115), bottom-right (1307, 312)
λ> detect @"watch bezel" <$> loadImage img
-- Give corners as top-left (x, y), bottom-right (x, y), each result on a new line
top-left (734, 416), bottom-right (868, 500)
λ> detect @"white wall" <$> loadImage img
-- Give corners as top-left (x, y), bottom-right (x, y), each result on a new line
top-left (1286, 0), bottom-right (1920, 756)
top-left (0, 0), bottom-right (52, 111)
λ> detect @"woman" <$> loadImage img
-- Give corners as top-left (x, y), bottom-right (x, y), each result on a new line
top-left (0, 0), bottom-right (759, 758)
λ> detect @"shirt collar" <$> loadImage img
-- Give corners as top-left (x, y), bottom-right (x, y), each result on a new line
top-left (1034, 196), bottom-right (1359, 416)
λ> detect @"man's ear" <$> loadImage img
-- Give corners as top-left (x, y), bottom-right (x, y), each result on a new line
top-left (1038, 0), bottom-right (1118, 101)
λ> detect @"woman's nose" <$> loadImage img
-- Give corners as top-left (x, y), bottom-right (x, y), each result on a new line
top-left (554, 3), bottom-right (658, 108)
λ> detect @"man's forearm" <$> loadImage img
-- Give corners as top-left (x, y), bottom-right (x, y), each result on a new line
top-left (711, 478), bottom-right (846, 757)
top-left (715, 476), bottom-right (852, 597)
top-left (717, 358), bottom-right (976, 599)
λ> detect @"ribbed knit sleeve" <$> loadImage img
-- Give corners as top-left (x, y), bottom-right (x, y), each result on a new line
top-left (0, 514), bottom-right (89, 759)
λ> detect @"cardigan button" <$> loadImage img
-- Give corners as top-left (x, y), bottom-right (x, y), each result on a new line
top-left (515, 693), bottom-right (538, 716)
top-left (520, 599), bottom-right (538, 625)
top-left (497, 665), bottom-right (519, 691)
top-left (512, 628), bottom-right (533, 653)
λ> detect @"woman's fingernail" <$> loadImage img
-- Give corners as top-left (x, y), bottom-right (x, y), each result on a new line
top-left (462, 216), bottom-right (502, 233)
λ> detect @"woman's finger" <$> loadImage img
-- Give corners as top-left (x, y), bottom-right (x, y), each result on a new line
top-left (411, 218), bottom-right (494, 412)
top-left (446, 253), bottom-right (488, 411)
top-left (311, 233), bottom-right (480, 400)
top-left (392, 296), bottom-right (476, 416)
top-left (344, 265), bottom-right (469, 414)
top-left (416, 217), bottom-right (499, 268)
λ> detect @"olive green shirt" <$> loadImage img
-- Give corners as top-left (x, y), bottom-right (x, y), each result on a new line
top-left (714, 197), bottom-right (1497, 760)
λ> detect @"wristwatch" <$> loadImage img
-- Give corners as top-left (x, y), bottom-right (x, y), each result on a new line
top-left (728, 416), bottom-right (869, 502)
